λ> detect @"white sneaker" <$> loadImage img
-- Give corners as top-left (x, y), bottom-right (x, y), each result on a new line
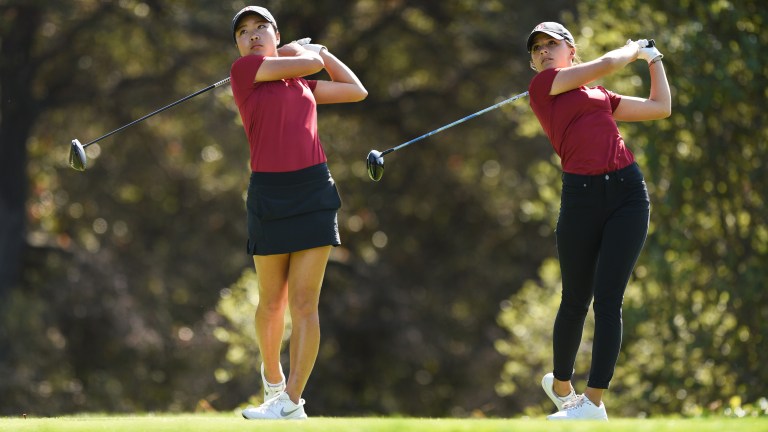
top-left (261, 362), bottom-right (286, 401)
top-left (541, 373), bottom-right (577, 411)
top-left (242, 391), bottom-right (307, 420)
top-left (546, 394), bottom-right (608, 421)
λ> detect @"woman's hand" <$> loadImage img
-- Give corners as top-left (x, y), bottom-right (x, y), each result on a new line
top-left (276, 38), bottom-right (312, 57)
top-left (637, 41), bottom-right (664, 64)
top-left (625, 39), bottom-right (646, 61)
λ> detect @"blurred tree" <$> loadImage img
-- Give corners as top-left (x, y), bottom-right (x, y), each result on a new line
top-left (0, 2), bottom-right (38, 298)
top-left (496, 0), bottom-right (768, 417)
top-left (1, 0), bottom-right (247, 414)
top-left (0, 0), bottom-right (604, 417)
top-left (7, 0), bottom-right (763, 419)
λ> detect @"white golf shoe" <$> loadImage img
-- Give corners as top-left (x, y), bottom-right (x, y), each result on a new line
top-left (546, 394), bottom-right (608, 421)
top-left (242, 391), bottom-right (308, 420)
top-left (541, 373), bottom-right (577, 411)
top-left (261, 362), bottom-right (286, 401)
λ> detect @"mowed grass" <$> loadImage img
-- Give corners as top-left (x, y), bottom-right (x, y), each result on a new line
top-left (0, 414), bottom-right (766, 432)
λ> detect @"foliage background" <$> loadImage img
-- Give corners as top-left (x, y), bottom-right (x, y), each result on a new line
top-left (0, 0), bottom-right (765, 418)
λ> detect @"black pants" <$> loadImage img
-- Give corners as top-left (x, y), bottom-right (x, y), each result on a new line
top-left (553, 162), bottom-right (650, 389)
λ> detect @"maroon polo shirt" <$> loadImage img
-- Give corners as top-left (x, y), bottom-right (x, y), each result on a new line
top-left (529, 67), bottom-right (634, 175)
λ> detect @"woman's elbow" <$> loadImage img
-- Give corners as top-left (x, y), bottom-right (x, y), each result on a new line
top-left (354, 87), bottom-right (368, 102)
top-left (658, 103), bottom-right (672, 119)
top-left (345, 85), bottom-right (367, 102)
top-left (309, 59), bottom-right (325, 75)
top-left (648, 100), bottom-right (671, 119)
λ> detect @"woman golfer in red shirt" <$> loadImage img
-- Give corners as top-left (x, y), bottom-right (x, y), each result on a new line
top-left (526, 22), bottom-right (670, 420)
top-left (229, 6), bottom-right (367, 420)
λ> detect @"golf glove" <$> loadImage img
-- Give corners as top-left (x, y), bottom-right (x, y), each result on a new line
top-left (629, 39), bottom-right (663, 64)
top-left (303, 43), bottom-right (327, 54)
top-left (638, 44), bottom-right (663, 64)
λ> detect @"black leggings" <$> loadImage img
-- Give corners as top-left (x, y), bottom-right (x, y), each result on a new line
top-left (553, 162), bottom-right (650, 389)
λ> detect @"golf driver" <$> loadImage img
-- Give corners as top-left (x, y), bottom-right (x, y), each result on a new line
top-left (70, 38), bottom-right (311, 171)
top-left (366, 90), bottom-right (530, 181)
top-left (69, 77), bottom-right (232, 171)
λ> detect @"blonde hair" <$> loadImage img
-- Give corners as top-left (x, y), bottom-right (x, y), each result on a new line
top-left (570, 42), bottom-right (582, 64)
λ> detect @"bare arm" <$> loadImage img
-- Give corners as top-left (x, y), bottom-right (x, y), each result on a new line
top-left (613, 60), bottom-right (671, 121)
top-left (311, 48), bottom-right (368, 104)
top-left (254, 42), bottom-right (324, 82)
top-left (550, 43), bottom-right (640, 95)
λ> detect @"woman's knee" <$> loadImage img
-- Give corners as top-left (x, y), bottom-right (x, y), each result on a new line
top-left (560, 289), bottom-right (592, 315)
top-left (558, 302), bottom-right (590, 321)
top-left (258, 290), bottom-right (288, 315)
top-left (593, 298), bottom-right (622, 322)
top-left (289, 291), bottom-right (320, 318)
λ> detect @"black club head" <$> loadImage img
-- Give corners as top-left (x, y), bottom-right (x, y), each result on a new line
top-left (366, 150), bottom-right (384, 181)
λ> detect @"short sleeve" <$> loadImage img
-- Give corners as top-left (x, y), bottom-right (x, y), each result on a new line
top-left (230, 55), bottom-right (266, 106)
top-left (528, 68), bottom-right (559, 105)
top-left (604, 88), bottom-right (622, 112)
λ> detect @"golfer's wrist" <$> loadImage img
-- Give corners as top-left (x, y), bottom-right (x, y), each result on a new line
top-left (303, 43), bottom-right (327, 55)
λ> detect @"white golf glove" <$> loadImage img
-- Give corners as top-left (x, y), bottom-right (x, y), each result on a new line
top-left (293, 37), bottom-right (311, 45)
top-left (302, 43), bottom-right (327, 54)
top-left (639, 44), bottom-right (663, 64)
top-left (629, 38), bottom-right (663, 64)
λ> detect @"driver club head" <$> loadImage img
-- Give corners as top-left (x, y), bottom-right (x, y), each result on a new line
top-left (69, 139), bottom-right (87, 171)
top-left (366, 150), bottom-right (384, 181)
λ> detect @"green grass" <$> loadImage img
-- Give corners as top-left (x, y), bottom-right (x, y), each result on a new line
top-left (1, 414), bottom-right (766, 432)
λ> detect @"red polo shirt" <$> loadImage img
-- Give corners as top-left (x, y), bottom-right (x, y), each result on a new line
top-left (230, 55), bottom-right (327, 172)
top-left (529, 68), bottom-right (634, 175)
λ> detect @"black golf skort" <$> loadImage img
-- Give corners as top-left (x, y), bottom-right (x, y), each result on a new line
top-left (246, 162), bottom-right (341, 255)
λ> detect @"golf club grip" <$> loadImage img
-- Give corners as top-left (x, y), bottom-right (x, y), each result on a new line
top-left (647, 39), bottom-right (655, 47)
top-left (214, 77), bottom-right (230, 87)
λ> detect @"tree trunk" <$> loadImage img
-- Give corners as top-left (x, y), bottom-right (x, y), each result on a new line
top-left (0, 5), bottom-right (41, 297)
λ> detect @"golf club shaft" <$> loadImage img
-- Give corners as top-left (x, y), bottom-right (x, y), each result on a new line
top-left (78, 39), bottom-right (314, 149)
top-left (81, 77), bottom-right (231, 148)
top-left (381, 90), bottom-right (529, 156)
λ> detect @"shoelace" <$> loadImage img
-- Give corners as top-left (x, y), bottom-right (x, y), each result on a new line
top-left (257, 392), bottom-right (286, 410)
top-left (261, 392), bottom-right (306, 410)
top-left (562, 394), bottom-right (586, 410)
